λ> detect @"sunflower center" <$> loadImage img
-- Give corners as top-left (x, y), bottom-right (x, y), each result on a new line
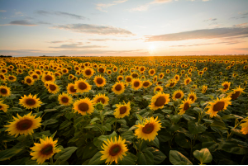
top-left (155, 96), bottom-right (166, 107)
top-left (115, 84), bottom-right (122, 91)
top-left (33, 75), bottom-right (38, 79)
top-left (99, 68), bottom-right (104, 73)
top-left (134, 81), bottom-right (140, 87)
top-left (223, 84), bottom-right (229, 90)
top-left (189, 96), bottom-right (194, 101)
top-left (70, 86), bottom-right (77, 93)
top-left (78, 82), bottom-right (87, 90)
top-left (126, 77), bottom-right (131, 82)
top-left (85, 70), bottom-right (91, 75)
top-left (0, 88), bottom-right (7, 94)
top-left (231, 91), bottom-right (241, 100)
top-left (16, 119), bottom-right (33, 130)
top-left (97, 97), bottom-right (105, 104)
top-left (118, 77), bottom-right (123, 81)
top-left (175, 93), bottom-right (181, 99)
top-left (109, 144), bottom-right (121, 156)
top-left (119, 106), bottom-right (127, 114)
top-left (61, 97), bottom-right (69, 103)
top-left (213, 101), bottom-right (225, 112)
top-left (170, 82), bottom-right (175, 87)
top-left (96, 78), bottom-right (103, 84)
top-left (0, 105), bottom-right (2, 109)
top-left (186, 80), bottom-right (189, 84)
top-left (45, 75), bottom-right (52, 81)
top-left (26, 78), bottom-right (32, 84)
top-left (78, 102), bottom-right (89, 112)
top-left (0, 75), bottom-right (4, 79)
top-left (63, 69), bottom-right (67, 73)
top-left (150, 70), bottom-right (154, 74)
top-left (49, 84), bottom-right (56, 91)
top-left (9, 76), bottom-right (14, 80)
top-left (40, 144), bottom-right (53, 155)
top-left (156, 88), bottom-right (160, 91)
top-left (25, 99), bottom-right (36, 106)
top-left (142, 123), bottom-right (154, 134)
top-left (184, 102), bottom-right (190, 110)
top-left (143, 82), bottom-right (149, 87)
top-left (140, 68), bottom-right (144, 71)
top-left (132, 74), bottom-right (138, 78)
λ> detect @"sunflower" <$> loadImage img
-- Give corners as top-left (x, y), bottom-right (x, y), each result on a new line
top-left (7, 75), bottom-right (17, 82)
top-left (149, 69), bottom-right (156, 76)
top-left (149, 92), bottom-right (170, 111)
top-left (112, 82), bottom-right (125, 95)
top-left (166, 69), bottom-right (170, 74)
top-left (165, 80), bottom-right (176, 88)
top-left (114, 101), bottom-right (131, 118)
top-left (19, 94), bottom-right (42, 109)
top-left (83, 68), bottom-right (95, 78)
top-left (94, 75), bottom-right (106, 87)
top-left (24, 76), bottom-right (35, 86)
top-left (0, 100), bottom-right (9, 112)
top-left (58, 93), bottom-right (73, 106)
top-left (220, 81), bottom-right (231, 92)
top-left (46, 82), bottom-right (60, 94)
top-left (0, 85), bottom-right (11, 97)
top-left (139, 66), bottom-right (146, 73)
top-left (93, 94), bottom-right (109, 105)
top-left (31, 73), bottom-right (39, 80)
top-left (179, 99), bottom-right (193, 115)
top-left (98, 67), bottom-right (106, 74)
top-left (240, 117), bottom-right (248, 135)
top-left (73, 98), bottom-right (94, 116)
top-left (154, 86), bottom-right (163, 94)
top-left (61, 68), bottom-right (69, 74)
top-left (125, 76), bottom-right (132, 84)
top-left (5, 112), bottom-right (41, 137)
top-left (30, 137), bottom-right (61, 164)
top-left (107, 70), bottom-right (112, 75)
top-left (135, 117), bottom-right (161, 141)
top-left (100, 136), bottom-right (128, 165)
top-left (172, 90), bottom-right (184, 100)
top-left (75, 79), bottom-right (91, 93)
top-left (131, 79), bottom-right (142, 91)
top-left (153, 75), bottom-right (158, 83)
top-left (184, 78), bottom-right (192, 85)
top-left (202, 85), bottom-right (208, 94)
top-left (142, 80), bottom-right (152, 88)
top-left (174, 75), bottom-right (180, 82)
top-left (206, 97), bottom-right (232, 118)
top-left (41, 73), bottom-right (55, 83)
top-left (67, 83), bottom-right (77, 95)
top-left (187, 92), bottom-right (197, 103)
top-left (117, 75), bottom-right (124, 82)
top-left (159, 73), bottom-right (164, 79)
top-left (228, 86), bottom-right (244, 100)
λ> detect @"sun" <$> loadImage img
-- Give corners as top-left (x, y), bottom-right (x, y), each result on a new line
top-left (149, 44), bottom-right (156, 52)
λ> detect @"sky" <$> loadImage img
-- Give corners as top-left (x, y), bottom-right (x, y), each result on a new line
top-left (0, 0), bottom-right (248, 57)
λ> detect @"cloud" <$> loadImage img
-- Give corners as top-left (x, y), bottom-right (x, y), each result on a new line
top-left (88, 38), bottom-right (139, 41)
top-left (96, 0), bottom-right (128, 12)
top-left (170, 40), bottom-right (243, 47)
top-left (36, 10), bottom-right (87, 20)
top-left (146, 27), bottom-right (248, 42)
top-left (234, 22), bottom-right (248, 28)
top-left (37, 21), bottom-right (51, 25)
top-left (53, 24), bottom-right (133, 35)
top-left (204, 18), bottom-right (217, 22)
top-left (130, 0), bottom-right (172, 11)
top-left (0, 10), bottom-right (6, 12)
top-left (9, 20), bottom-right (37, 26)
top-left (49, 43), bottom-right (106, 49)
top-left (231, 11), bottom-right (248, 19)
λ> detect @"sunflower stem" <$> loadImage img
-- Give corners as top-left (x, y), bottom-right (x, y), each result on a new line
top-left (50, 156), bottom-right (54, 165)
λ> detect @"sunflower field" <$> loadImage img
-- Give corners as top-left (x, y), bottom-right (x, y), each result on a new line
top-left (0, 56), bottom-right (248, 165)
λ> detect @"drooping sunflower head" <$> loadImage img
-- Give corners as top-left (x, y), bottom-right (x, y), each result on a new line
top-left (0, 100), bottom-right (9, 113)
top-left (131, 79), bottom-right (142, 91)
top-left (228, 86), bottom-right (244, 100)
top-left (202, 85), bottom-right (208, 94)
top-left (172, 90), bottom-right (184, 100)
top-left (179, 99), bottom-right (193, 115)
top-left (75, 79), bottom-right (91, 93)
top-left (154, 85), bottom-right (163, 94)
top-left (45, 81), bottom-right (60, 94)
top-left (221, 81), bottom-right (231, 92)
top-left (114, 101), bottom-right (131, 118)
top-left (206, 97), bottom-right (232, 118)
top-left (135, 117), bottom-right (161, 141)
top-left (30, 136), bottom-right (61, 164)
top-left (58, 93), bottom-right (73, 106)
top-left (67, 83), bottom-right (77, 95)
top-left (93, 93), bottom-right (109, 105)
top-left (100, 136), bottom-right (128, 165)
top-left (5, 112), bottom-right (41, 137)
top-left (149, 92), bottom-right (170, 111)
top-left (83, 68), bottom-right (95, 78)
top-left (142, 80), bottom-right (152, 88)
top-left (0, 85), bottom-right (11, 97)
top-left (94, 75), bottom-right (106, 87)
top-left (187, 92), bottom-right (197, 103)
top-left (73, 98), bottom-right (94, 116)
top-left (19, 94), bottom-right (42, 109)
top-left (112, 82), bottom-right (125, 95)
top-left (240, 117), bottom-right (248, 135)
top-left (24, 76), bottom-right (35, 86)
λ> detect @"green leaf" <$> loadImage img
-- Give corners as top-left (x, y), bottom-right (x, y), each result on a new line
top-left (0, 147), bottom-right (23, 161)
top-left (102, 123), bottom-right (111, 131)
top-left (219, 141), bottom-right (247, 155)
top-left (175, 133), bottom-right (191, 148)
top-left (54, 147), bottom-right (78, 163)
top-left (169, 150), bottom-right (192, 165)
top-left (118, 152), bottom-right (137, 165)
top-left (90, 117), bottom-right (100, 123)
top-left (59, 120), bottom-right (72, 130)
top-left (188, 121), bottom-right (207, 134)
top-left (9, 107), bottom-right (23, 112)
top-left (136, 114), bottom-right (143, 122)
top-left (193, 148), bottom-right (212, 164)
top-left (170, 115), bottom-right (181, 123)
top-left (42, 119), bottom-right (58, 126)
top-left (202, 142), bottom-right (219, 152)
top-left (161, 109), bottom-right (172, 114)
top-left (152, 136), bottom-right (160, 148)
top-left (137, 148), bottom-right (154, 165)
top-left (120, 130), bottom-right (135, 140)
top-left (88, 152), bottom-right (105, 165)
top-left (44, 108), bottom-right (57, 112)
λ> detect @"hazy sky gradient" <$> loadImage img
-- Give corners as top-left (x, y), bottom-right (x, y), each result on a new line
top-left (0, 0), bottom-right (248, 57)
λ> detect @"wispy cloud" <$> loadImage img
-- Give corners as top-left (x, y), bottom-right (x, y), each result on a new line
top-left (88, 38), bottom-right (139, 41)
top-left (37, 21), bottom-right (51, 25)
top-left (0, 10), bottom-right (6, 13)
top-left (9, 20), bottom-right (37, 26)
top-left (36, 10), bottom-right (87, 20)
top-left (146, 26), bottom-right (248, 42)
top-left (130, 0), bottom-right (172, 12)
top-left (231, 11), bottom-right (248, 19)
top-left (96, 0), bottom-right (128, 12)
top-left (49, 43), bottom-right (106, 49)
top-left (53, 24), bottom-right (134, 36)
top-left (170, 40), bottom-right (243, 47)
top-left (204, 18), bottom-right (217, 22)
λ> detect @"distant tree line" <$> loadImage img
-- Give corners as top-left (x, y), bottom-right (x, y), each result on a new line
top-left (0, 55), bottom-right (12, 58)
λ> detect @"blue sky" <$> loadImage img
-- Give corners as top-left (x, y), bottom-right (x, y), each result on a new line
top-left (0, 0), bottom-right (248, 56)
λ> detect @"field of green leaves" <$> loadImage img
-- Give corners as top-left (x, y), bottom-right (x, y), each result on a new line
top-left (0, 56), bottom-right (248, 165)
